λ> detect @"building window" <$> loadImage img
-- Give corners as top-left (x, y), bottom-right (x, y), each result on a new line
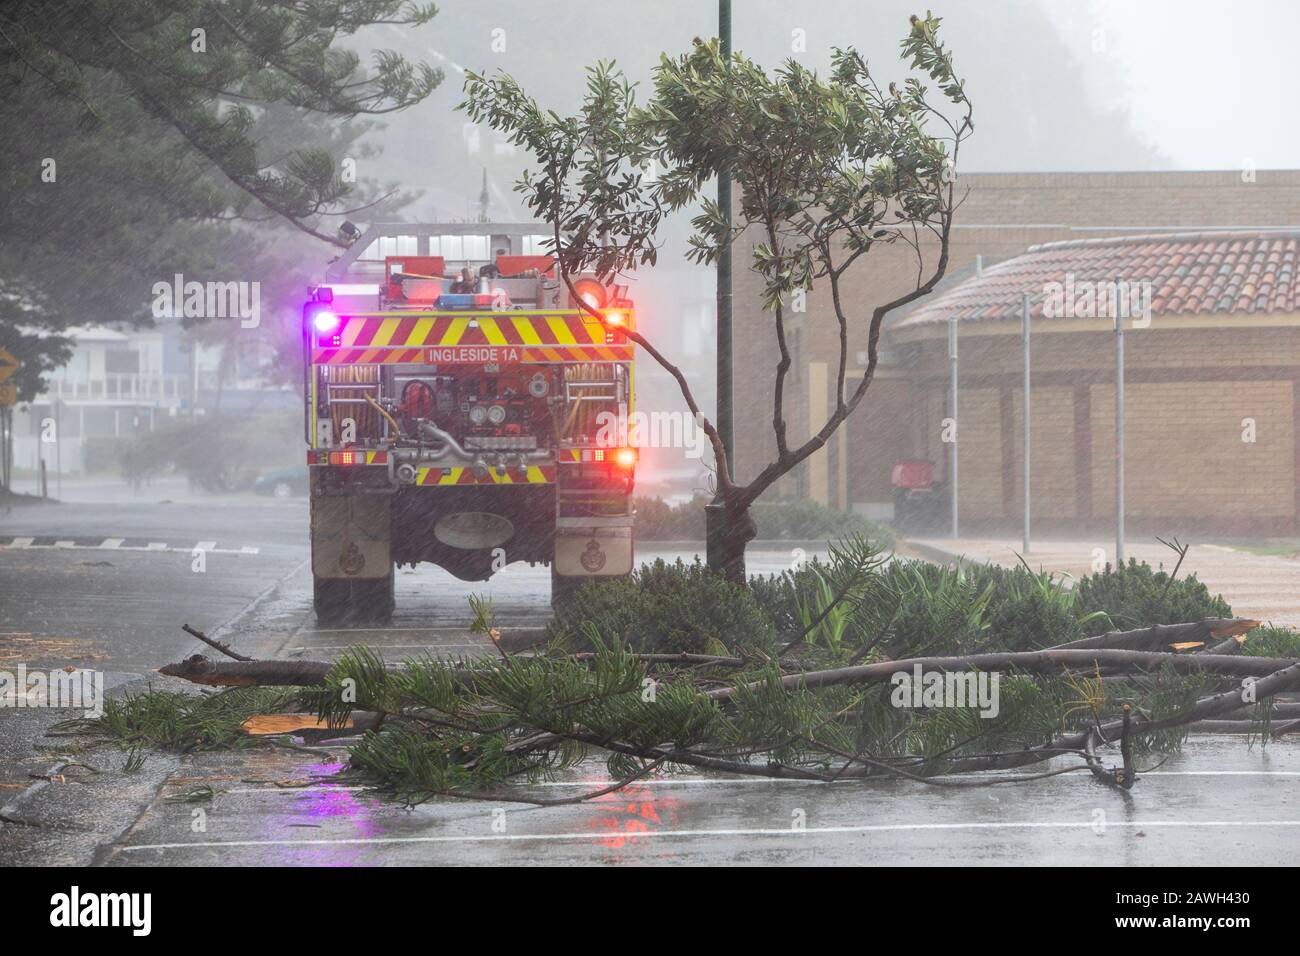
top-left (522, 235), bottom-right (553, 256)
top-left (105, 349), bottom-right (140, 374)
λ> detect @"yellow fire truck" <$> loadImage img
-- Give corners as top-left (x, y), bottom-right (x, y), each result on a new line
top-left (305, 224), bottom-right (636, 621)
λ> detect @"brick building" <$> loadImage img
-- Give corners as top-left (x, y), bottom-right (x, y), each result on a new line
top-left (730, 171), bottom-right (1300, 535)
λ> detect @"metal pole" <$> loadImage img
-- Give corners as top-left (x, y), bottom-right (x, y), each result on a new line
top-left (54, 398), bottom-right (62, 498)
top-left (704, 0), bottom-right (735, 575)
top-left (716, 0), bottom-right (733, 480)
top-left (948, 316), bottom-right (959, 539)
top-left (1115, 277), bottom-right (1126, 566)
top-left (1022, 292), bottom-right (1031, 555)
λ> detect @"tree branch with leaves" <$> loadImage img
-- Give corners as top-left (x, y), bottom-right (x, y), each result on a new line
top-left (462, 13), bottom-right (972, 582)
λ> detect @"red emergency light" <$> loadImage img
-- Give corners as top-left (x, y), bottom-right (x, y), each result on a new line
top-left (571, 278), bottom-right (607, 310)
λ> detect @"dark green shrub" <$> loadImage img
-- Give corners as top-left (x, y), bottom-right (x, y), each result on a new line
top-left (881, 560), bottom-right (995, 656)
top-left (1074, 559), bottom-right (1232, 634)
top-left (1241, 625), bottom-right (1300, 658)
top-left (117, 411), bottom-right (302, 492)
top-left (632, 495), bottom-right (706, 540)
top-left (963, 562), bottom-right (1099, 650)
top-left (748, 559), bottom-right (830, 634)
top-left (550, 557), bottom-right (775, 655)
top-left (751, 498), bottom-right (895, 547)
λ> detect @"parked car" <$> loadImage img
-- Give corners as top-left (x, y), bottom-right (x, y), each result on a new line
top-left (252, 466), bottom-right (309, 499)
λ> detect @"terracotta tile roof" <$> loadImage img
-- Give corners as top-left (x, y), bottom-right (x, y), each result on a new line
top-left (893, 230), bottom-right (1300, 329)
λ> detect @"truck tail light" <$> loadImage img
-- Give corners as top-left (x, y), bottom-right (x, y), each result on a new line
top-left (329, 451), bottom-right (357, 466)
top-left (577, 447), bottom-right (637, 466)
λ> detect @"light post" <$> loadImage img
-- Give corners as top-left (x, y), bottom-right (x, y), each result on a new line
top-left (948, 315), bottom-right (959, 539)
top-left (706, 0), bottom-right (734, 572)
top-left (1022, 292), bottom-right (1031, 554)
top-left (1114, 277), bottom-right (1126, 565)
top-left (716, 0), bottom-right (733, 480)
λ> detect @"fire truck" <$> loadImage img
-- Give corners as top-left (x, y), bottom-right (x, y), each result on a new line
top-left (304, 223), bottom-right (637, 622)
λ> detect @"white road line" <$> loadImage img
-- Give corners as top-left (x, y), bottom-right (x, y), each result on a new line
top-left (0, 541), bottom-right (260, 555)
top-left (1143, 770), bottom-right (1300, 776)
top-left (117, 819), bottom-right (1300, 853)
top-left (213, 769), bottom-right (1300, 797)
top-left (196, 540), bottom-right (217, 551)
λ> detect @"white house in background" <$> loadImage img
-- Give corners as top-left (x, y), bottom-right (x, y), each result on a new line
top-left (13, 325), bottom-right (184, 474)
top-left (13, 318), bottom-right (291, 475)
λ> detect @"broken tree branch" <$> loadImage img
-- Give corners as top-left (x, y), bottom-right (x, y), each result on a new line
top-left (158, 654), bottom-right (333, 687)
top-left (181, 624), bottom-right (253, 662)
top-left (1054, 618), bottom-right (1257, 652)
top-left (707, 647), bottom-right (1293, 704)
top-left (1187, 718), bottom-right (1300, 737)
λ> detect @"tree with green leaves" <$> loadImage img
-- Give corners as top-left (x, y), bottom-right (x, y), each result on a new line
top-left (0, 1), bottom-right (441, 485)
top-left (1, 0), bottom-right (439, 246)
top-left (463, 13), bottom-right (972, 581)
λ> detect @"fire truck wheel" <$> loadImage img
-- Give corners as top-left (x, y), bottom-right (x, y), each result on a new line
top-left (314, 570), bottom-right (395, 624)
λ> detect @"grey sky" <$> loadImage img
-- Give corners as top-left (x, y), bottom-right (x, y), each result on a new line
top-left (343, 0), bottom-right (1296, 224)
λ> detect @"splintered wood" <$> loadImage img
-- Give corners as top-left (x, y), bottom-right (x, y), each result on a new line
top-left (240, 714), bottom-right (356, 736)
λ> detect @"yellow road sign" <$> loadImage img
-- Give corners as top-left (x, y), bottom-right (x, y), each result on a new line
top-left (0, 383), bottom-right (17, 406)
top-left (0, 349), bottom-right (18, 385)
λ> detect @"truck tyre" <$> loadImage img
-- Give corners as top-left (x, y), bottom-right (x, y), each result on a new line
top-left (314, 568), bottom-right (395, 624)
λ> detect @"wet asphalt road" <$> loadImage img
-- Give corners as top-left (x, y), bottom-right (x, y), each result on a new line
top-left (2, 489), bottom-right (1298, 866)
top-left (99, 736), bottom-right (1300, 866)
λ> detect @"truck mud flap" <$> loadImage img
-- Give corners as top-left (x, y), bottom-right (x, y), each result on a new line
top-left (553, 526), bottom-right (632, 578)
top-left (311, 495), bottom-right (391, 580)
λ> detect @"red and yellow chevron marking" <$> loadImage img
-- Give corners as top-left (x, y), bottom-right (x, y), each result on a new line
top-left (415, 464), bottom-right (556, 486)
top-left (312, 312), bottom-right (634, 365)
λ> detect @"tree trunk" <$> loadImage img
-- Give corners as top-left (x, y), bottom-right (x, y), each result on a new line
top-left (705, 495), bottom-right (756, 584)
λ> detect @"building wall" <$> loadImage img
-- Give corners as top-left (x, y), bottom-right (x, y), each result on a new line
top-left (730, 170), bottom-right (1300, 521)
top-left (904, 324), bottom-right (1300, 534)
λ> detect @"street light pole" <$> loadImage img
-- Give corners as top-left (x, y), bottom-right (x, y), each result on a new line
top-left (705, 0), bottom-right (734, 574)
top-left (716, 0), bottom-right (733, 481)
top-left (948, 315), bottom-right (959, 539)
top-left (1115, 277), bottom-right (1126, 566)
top-left (1022, 292), bottom-right (1031, 555)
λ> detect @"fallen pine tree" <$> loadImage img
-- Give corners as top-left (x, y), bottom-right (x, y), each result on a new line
top-left (64, 541), bottom-right (1300, 806)
top-left (81, 614), bottom-right (1292, 805)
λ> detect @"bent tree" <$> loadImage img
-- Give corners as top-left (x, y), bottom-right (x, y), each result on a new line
top-left (462, 14), bottom-right (972, 582)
